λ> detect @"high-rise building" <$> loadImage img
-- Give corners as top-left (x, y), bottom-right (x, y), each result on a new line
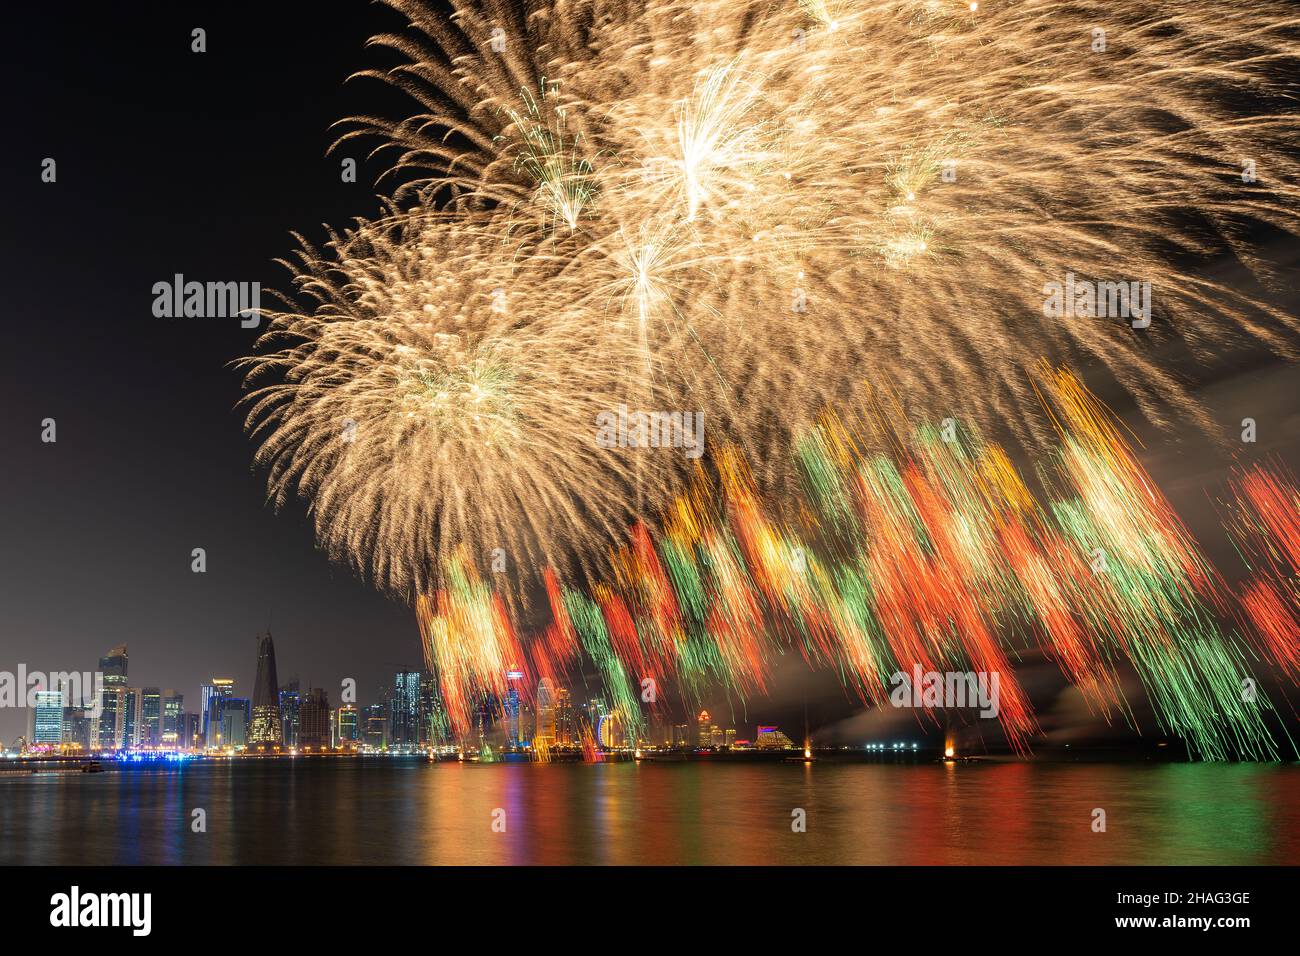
top-left (279, 681), bottom-right (301, 748)
top-left (696, 710), bottom-right (714, 748)
top-left (122, 688), bottom-right (140, 748)
top-left (219, 698), bottom-right (251, 750)
top-left (335, 705), bottom-right (359, 748)
top-left (391, 671), bottom-right (421, 747)
top-left (363, 702), bottom-right (388, 749)
top-left (536, 678), bottom-right (556, 746)
top-left (200, 678), bottom-right (234, 748)
top-left (503, 674), bottom-right (522, 749)
top-left (139, 687), bottom-right (162, 748)
top-left (555, 688), bottom-right (574, 746)
top-left (96, 644), bottom-right (128, 750)
top-left (673, 723), bottom-right (690, 748)
top-left (61, 708), bottom-right (92, 750)
top-left (181, 712), bottom-right (200, 751)
top-left (248, 632), bottom-right (284, 749)
top-left (32, 690), bottom-right (64, 744)
top-left (161, 690), bottom-right (183, 747)
top-left (299, 688), bottom-right (331, 750)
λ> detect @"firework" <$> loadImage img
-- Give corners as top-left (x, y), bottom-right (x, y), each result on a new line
top-left (242, 1), bottom-right (1300, 755)
top-left (414, 368), bottom-right (1293, 759)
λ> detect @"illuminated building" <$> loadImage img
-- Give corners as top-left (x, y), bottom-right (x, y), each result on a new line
top-left (139, 687), bottom-right (162, 748)
top-left (724, 728), bottom-right (736, 749)
top-left (673, 723), bottom-right (690, 748)
top-left (596, 712), bottom-right (619, 750)
top-left (504, 672), bottom-right (522, 749)
top-left (33, 690), bottom-right (64, 744)
top-left (219, 697), bottom-right (251, 749)
top-left (335, 705), bottom-right (359, 747)
top-left (536, 678), bottom-right (556, 746)
top-left (555, 688), bottom-right (574, 746)
top-left (696, 710), bottom-right (714, 748)
top-left (755, 726), bottom-right (796, 750)
top-left (298, 688), bottom-right (330, 750)
top-left (180, 712), bottom-right (199, 750)
top-left (391, 671), bottom-right (421, 747)
top-left (279, 681), bottom-right (301, 748)
top-left (248, 632), bottom-right (283, 748)
top-left (161, 690), bottom-right (184, 747)
top-left (96, 644), bottom-right (128, 750)
top-left (201, 678), bottom-right (234, 748)
top-left (122, 688), bottom-right (140, 748)
top-left (363, 702), bottom-right (388, 749)
top-left (61, 708), bottom-right (92, 750)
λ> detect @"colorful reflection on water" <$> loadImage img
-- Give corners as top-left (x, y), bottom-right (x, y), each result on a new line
top-left (3, 760), bottom-right (1297, 865)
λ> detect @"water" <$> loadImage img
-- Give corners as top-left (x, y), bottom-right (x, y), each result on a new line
top-left (4, 759), bottom-right (1298, 865)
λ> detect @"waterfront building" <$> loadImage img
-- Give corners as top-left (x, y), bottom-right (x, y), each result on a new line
top-left (95, 644), bottom-right (128, 750)
top-left (161, 690), bottom-right (184, 747)
top-left (217, 697), bottom-right (251, 750)
top-left (200, 678), bottom-right (234, 748)
top-left (555, 687), bottom-right (574, 746)
top-left (248, 632), bottom-right (284, 749)
top-left (33, 690), bottom-right (64, 744)
top-left (391, 671), bottom-right (421, 747)
top-left (61, 708), bottom-right (92, 750)
top-left (536, 678), bottom-right (556, 747)
top-left (755, 725), bottom-right (796, 750)
top-left (363, 702), bottom-right (388, 749)
top-left (696, 710), bottom-right (714, 748)
top-left (139, 687), bottom-right (162, 748)
top-left (299, 688), bottom-right (331, 750)
top-left (279, 681), bottom-right (301, 748)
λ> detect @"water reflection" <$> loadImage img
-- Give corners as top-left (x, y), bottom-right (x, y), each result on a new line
top-left (2, 760), bottom-right (1296, 865)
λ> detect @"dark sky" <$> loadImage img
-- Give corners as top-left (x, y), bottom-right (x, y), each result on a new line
top-left (1, 1), bottom-right (1296, 748)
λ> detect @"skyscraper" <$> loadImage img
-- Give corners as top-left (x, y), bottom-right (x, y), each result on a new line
top-left (200, 678), bottom-right (234, 748)
top-left (96, 644), bottom-right (128, 750)
top-left (161, 690), bottom-right (183, 747)
top-left (61, 708), bottom-right (92, 750)
top-left (248, 631), bottom-right (284, 749)
top-left (219, 698), bottom-right (251, 749)
top-left (362, 702), bottom-right (388, 750)
top-left (140, 687), bottom-right (162, 748)
top-left (391, 671), bottom-right (421, 747)
top-left (123, 688), bottom-right (140, 749)
top-left (697, 710), bottom-right (714, 748)
top-left (298, 688), bottom-right (331, 750)
top-left (279, 681), bottom-right (301, 748)
top-left (335, 705), bottom-right (359, 748)
top-left (536, 678), bottom-right (556, 747)
top-left (32, 690), bottom-right (63, 744)
top-left (503, 674), bottom-right (522, 749)
top-left (555, 688), bottom-right (574, 747)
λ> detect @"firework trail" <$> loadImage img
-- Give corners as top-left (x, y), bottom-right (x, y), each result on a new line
top-left (246, 0), bottom-right (1300, 605)
top-left (239, 1), bottom-right (1300, 755)
top-left (417, 368), bottom-right (1293, 759)
top-left (1226, 463), bottom-right (1300, 678)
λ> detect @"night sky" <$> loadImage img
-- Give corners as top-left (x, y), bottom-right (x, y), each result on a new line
top-left (2, 1), bottom-right (1297, 748)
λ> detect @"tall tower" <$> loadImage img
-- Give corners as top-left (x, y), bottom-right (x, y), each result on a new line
top-left (536, 678), bottom-right (556, 746)
top-left (96, 644), bottom-right (128, 750)
top-left (248, 631), bottom-right (284, 748)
